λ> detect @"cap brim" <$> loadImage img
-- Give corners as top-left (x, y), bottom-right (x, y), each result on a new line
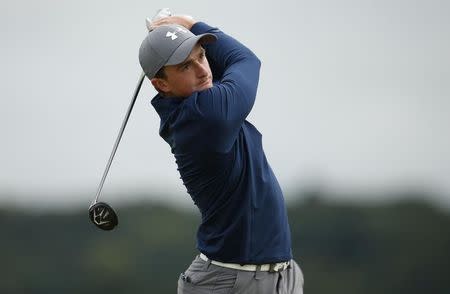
top-left (165, 33), bottom-right (217, 66)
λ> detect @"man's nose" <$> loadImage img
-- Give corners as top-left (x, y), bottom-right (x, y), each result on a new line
top-left (195, 61), bottom-right (208, 77)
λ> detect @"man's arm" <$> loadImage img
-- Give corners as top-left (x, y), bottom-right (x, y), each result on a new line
top-left (149, 15), bottom-right (196, 30)
top-left (190, 22), bottom-right (261, 152)
top-left (152, 16), bottom-right (261, 153)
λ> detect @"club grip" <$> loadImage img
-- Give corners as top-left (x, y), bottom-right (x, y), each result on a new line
top-left (146, 8), bottom-right (172, 31)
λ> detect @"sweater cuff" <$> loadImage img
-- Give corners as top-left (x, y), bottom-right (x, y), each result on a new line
top-left (191, 22), bottom-right (215, 35)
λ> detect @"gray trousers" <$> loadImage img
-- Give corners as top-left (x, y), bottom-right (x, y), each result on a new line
top-left (177, 255), bottom-right (304, 294)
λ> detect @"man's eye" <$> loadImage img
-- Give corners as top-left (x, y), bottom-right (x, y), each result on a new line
top-left (182, 64), bottom-right (190, 70)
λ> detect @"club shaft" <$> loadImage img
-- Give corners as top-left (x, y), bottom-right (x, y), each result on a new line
top-left (94, 71), bottom-right (146, 203)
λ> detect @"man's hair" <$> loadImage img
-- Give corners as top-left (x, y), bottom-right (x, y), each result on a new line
top-left (152, 67), bottom-right (167, 95)
top-left (154, 67), bottom-right (167, 79)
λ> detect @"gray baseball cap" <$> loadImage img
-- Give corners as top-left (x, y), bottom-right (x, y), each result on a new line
top-left (139, 24), bottom-right (217, 79)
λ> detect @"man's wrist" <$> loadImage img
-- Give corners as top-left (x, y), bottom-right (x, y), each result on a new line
top-left (183, 17), bottom-right (196, 30)
top-left (190, 22), bottom-right (215, 35)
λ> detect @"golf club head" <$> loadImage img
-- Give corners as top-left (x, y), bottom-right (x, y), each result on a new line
top-left (89, 202), bottom-right (118, 231)
top-left (89, 9), bottom-right (169, 232)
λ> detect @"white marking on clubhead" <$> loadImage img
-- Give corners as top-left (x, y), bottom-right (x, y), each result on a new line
top-left (93, 207), bottom-right (111, 226)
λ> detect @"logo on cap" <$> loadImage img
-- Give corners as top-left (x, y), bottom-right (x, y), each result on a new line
top-left (165, 27), bottom-right (188, 41)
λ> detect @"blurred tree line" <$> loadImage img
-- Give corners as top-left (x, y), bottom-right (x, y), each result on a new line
top-left (0, 191), bottom-right (449, 294)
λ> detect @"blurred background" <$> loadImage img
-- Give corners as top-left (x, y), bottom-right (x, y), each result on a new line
top-left (1, 0), bottom-right (449, 293)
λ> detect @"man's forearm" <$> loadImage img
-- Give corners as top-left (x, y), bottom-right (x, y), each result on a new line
top-left (149, 15), bottom-right (196, 30)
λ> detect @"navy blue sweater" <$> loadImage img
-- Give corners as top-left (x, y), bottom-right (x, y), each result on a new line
top-left (151, 22), bottom-right (292, 264)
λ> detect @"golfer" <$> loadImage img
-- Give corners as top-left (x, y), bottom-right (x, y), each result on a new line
top-left (139, 15), bottom-right (304, 294)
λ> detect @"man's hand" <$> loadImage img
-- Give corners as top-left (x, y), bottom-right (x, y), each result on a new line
top-left (149, 15), bottom-right (196, 31)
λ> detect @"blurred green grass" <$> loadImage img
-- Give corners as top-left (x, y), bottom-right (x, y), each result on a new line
top-left (1, 192), bottom-right (449, 293)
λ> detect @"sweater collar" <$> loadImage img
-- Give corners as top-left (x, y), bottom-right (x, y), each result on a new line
top-left (151, 93), bottom-right (185, 120)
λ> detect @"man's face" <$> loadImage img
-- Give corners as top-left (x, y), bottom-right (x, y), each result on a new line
top-left (151, 44), bottom-right (213, 97)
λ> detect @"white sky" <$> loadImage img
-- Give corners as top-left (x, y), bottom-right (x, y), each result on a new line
top-left (1, 0), bottom-right (449, 209)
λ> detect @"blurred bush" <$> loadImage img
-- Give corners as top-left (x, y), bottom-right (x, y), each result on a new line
top-left (1, 192), bottom-right (449, 293)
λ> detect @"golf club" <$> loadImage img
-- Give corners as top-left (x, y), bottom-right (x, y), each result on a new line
top-left (89, 8), bottom-right (172, 231)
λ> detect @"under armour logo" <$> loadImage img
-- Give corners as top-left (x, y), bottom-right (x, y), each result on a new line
top-left (166, 31), bottom-right (178, 40)
top-left (165, 27), bottom-right (188, 41)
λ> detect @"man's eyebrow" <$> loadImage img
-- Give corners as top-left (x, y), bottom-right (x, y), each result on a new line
top-left (177, 48), bottom-right (206, 69)
top-left (177, 59), bottom-right (193, 69)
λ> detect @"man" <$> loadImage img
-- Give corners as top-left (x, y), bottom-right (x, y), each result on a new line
top-left (139, 15), bottom-right (304, 294)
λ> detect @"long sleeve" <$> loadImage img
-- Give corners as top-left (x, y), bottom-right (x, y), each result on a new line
top-left (189, 22), bottom-right (261, 153)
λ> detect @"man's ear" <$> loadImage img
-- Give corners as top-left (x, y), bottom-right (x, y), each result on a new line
top-left (151, 78), bottom-right (170, 93)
